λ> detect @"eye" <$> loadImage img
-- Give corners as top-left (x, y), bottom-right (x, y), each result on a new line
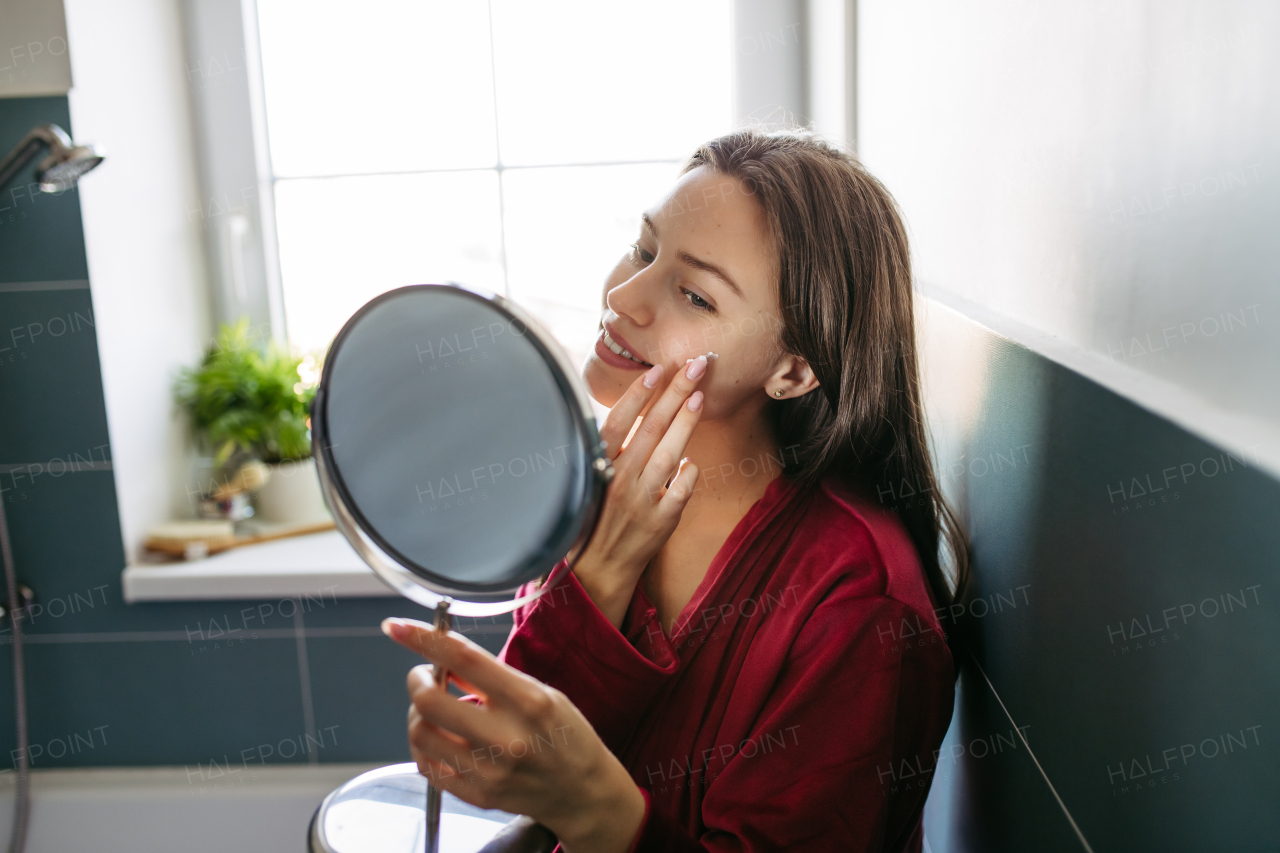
top-left (629, 243), bottom-right (655, 265)
top-left (681, 288), bottom-right (715, 313)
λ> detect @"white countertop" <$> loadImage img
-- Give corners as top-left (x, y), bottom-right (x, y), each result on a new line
top-left (121, 531), bottom-right (395, 602)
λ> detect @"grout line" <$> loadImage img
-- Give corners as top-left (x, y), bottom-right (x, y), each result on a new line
top-left (8, 625), bottom-right (511, 644)
top-left (292, 600), bottom-right (319, 765)
top-left (967, 650), bottom-right (1096, 853)
top-left (0, 462), bottom-right (111, 474)
top-left (0, 280), bottom-right (90, 292)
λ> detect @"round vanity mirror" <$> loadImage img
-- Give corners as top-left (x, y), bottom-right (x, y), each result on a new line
top-left (311, 283), bottom-right (612, 617)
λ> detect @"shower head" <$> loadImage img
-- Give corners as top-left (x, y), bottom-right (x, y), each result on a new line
top-left (37, 142), bottom-right (105, 192)
top-left (0, 124), bottom-right (106, 194)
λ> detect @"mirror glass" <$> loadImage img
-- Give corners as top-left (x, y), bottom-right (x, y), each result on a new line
top-left (313, 285), bottom-right (605, 614)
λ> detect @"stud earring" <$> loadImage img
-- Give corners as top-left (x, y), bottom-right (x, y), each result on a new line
top-left (773, 389), bottom-right (784, 397)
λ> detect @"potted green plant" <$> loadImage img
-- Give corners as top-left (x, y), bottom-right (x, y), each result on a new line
top-left (176, 320), bottom-right (328, 524)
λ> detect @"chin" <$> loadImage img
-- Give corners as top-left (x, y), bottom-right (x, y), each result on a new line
top-left (582, 355), bottom-right (626, 408)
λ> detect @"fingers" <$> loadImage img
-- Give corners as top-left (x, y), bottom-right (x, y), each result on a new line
top-left (383, 617), bottom-right (493, 671)
top-left (620, 356), bottom-right (708, 475)
top-left (597, 364), bottom-right (663, 462)
top-left (384, 619), bottom-right (546, 711)
top-left (408, 706), bottom-right (476, 785)
top-left (407, 665), bottom-right (492, 744)
top-left (407, 661), bottom-right (487, 699)
top-left (638, 390), bottom-right (704, 505)
top-left (408, 703), bottom-right (472, 761)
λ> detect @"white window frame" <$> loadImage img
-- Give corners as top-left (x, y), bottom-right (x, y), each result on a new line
top-left (129, 0), bottom-right (854, 600)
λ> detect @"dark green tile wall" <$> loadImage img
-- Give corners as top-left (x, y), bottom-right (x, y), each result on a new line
top-left (922, 309), bottom-right (1280, 852)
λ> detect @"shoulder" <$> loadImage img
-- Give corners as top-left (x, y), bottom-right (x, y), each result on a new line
top-left (782, 475), bottom-right (953, 683)
top-left (782, 472), bottom-right (939, 629)
top-left (781, 472), bottom-right (918, 585)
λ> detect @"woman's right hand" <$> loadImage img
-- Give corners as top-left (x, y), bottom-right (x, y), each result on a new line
top-left (567, 357), bottom-right (708, 628)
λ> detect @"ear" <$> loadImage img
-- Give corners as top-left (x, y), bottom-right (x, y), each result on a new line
top-left (765, 353), bottom-right (820, 400)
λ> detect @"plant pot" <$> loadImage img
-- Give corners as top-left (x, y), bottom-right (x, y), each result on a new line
top-left (254, 458), bottom-right (331, 525)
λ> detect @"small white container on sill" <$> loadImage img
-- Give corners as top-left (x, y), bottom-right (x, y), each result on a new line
top-left (254, 457), bottom-right (332, 524)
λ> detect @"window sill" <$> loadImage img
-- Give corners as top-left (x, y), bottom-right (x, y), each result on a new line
top-left (121, 531), bottom-right (395, 603)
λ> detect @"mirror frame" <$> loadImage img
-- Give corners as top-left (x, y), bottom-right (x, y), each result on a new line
top-left (311, 283), bottom-right (612, 615)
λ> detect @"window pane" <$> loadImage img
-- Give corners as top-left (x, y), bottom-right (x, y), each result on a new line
top-left (275, 172), bottom-right (504, 355)
top-left (257, 1), bottom-right (498, 177)
top-left (502, 163), bottom-right (683, 368)
top-left (490, 0), bottom-right (732, 166)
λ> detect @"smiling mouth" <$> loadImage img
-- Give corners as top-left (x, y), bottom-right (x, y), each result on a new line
top-left (601, 330), bottom-right (652, 366)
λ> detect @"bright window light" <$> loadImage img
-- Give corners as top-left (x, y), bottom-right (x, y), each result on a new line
top-left (257, 1), bottom-right (499, 176)
top-left (273, 171), bottom-right (505, 355)
top-left (490, 0), bottom-right (732, 166)
top-left (257, 0), bottom-right (732, 361)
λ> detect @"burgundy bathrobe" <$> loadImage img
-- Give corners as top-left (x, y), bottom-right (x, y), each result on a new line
top-left (498, 471), bottom-right (955, 852)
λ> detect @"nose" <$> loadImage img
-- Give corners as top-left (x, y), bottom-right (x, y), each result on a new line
top-left (605, 267), bottom-right (657, 329)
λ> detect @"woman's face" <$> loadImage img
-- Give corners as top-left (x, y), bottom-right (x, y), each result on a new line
top-left (583, 166), bottom-right (787, 419)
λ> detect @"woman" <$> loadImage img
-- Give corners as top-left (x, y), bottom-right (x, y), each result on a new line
top-left (382, 129), bottom-right (969, 852)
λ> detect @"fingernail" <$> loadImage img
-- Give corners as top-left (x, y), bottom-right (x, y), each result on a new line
top-left (643, 363), bottom-right (663, 388)
top-left (382, 618), bottom-right (409, 640)
top-left (687, 391), bottom-right (704, 412)
top-left (685, 356), bottom-right (707, 380)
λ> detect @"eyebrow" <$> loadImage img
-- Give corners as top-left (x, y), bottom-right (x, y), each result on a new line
top-left (641, 212), bottom-right (745, 300)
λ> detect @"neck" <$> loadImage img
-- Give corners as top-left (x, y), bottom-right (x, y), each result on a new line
top-left (680, 400), bottom-right (789, 518)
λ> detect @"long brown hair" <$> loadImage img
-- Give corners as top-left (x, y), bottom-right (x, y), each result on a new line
top-left (684, 129), bottom-right (970, 610)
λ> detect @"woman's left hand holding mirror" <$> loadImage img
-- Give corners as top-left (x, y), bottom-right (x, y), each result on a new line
top-left (382, 618), bottom-right (646, 852)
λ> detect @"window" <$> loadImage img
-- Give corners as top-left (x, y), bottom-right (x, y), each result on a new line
top-left (254, 0), bottom-right (733, 365)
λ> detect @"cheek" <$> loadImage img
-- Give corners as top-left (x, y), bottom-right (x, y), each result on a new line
top-left (699, 358), bottom-right (761, 409)
top-left (688, 316), bottom-right (778, 367)
top-left (650, 314), bottom-right (730, 370)
top-left (697, 332), bottom-right (781, 408)
top-left (695, 371), bottom-right (752, 421)
top-left (658, 333), bottom-right (710, 370)
top-left (712, 327), bottom-right (779, 375)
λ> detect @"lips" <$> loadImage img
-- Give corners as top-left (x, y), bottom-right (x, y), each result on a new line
top-left (601, 325), bottom-right (652, 367)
